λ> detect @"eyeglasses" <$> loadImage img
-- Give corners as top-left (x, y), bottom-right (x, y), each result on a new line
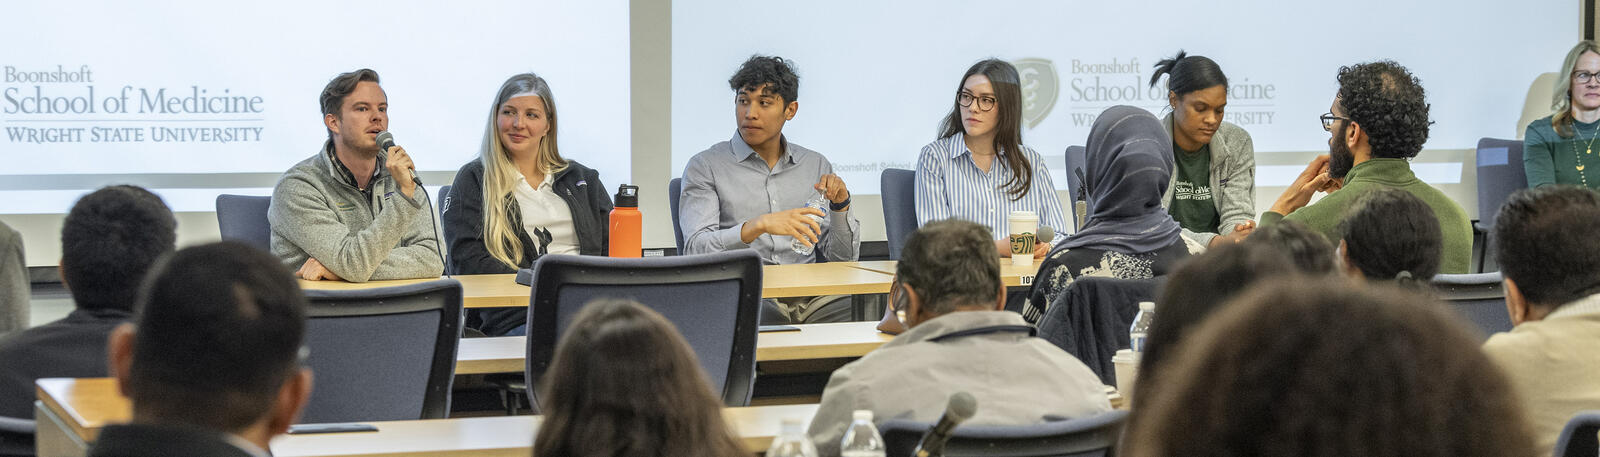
top-left (1575, 71), bottom-right (1598, 84)
top-left (1320, 112), bottom-right (1352, 132)
top-left (957, 92), bottom-right (998, 111)
top-left (889, 277), bottom-right (909, 322)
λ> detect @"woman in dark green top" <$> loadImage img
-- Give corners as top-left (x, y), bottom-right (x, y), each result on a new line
top-left (1526, 40), bottom-right (1600, 189)
top-left (1149, 51), bottom-right (1258, 248)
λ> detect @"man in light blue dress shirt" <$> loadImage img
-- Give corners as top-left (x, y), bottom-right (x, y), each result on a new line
top-left (679, 55), bottom-right (860, 266)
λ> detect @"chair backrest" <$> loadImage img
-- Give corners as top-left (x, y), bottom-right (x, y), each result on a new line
top-left (1431, 272), bottom-right (1512, 340)
top-left (1063, 146), bottom-right (1088, 227)
top-left (1555, 410), bottom-right (1600, 457)
top-left (880, 410), bottom-right (1129, 457)
top-left (215, 194), bottom-right (272, 252)
top-left (1474, 137), bottom-right (1526, 230)
top-left (669, 177), bottom-right (685, 253)
top-left (524, 250), bottom-right (762, 411)
top-left (1034, 276), bottom-right (1164, 385)
top-left (300, 279), bottom-right (462, 423)
top-left (881, 168), bottom-right (917, 260)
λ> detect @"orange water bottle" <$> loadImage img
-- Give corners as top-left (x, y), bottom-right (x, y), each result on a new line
top-left (609, 184), bottom-right (642, 257)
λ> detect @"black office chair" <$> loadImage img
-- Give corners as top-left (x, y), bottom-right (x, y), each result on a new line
top-left (881, 168), bottom-right (917, 260)
top-left (215, 194), bottom-right (272, 252)
top-left (880, 410), bottom-right (1129, 457)
top-left (1555, 410), bottom-right (1600, 457)
top-left (1430, 272), bottom-right (1512, 341)
top-left (523, 250), bottom-right (762, 412)
top-left (0, 416), bottom-right (33, 457)
top-left (1471, 138), bottom-right (1526, 273)
top-left (668, 177), bottom-right (685, 253)
top-left (300, 279), bottom-right (463, 423)
top-left (1035, 276), bottom-right (1165, 385)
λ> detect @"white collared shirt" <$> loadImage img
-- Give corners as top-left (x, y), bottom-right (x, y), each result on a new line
top-left (512, 172), bottom-right (579, 256)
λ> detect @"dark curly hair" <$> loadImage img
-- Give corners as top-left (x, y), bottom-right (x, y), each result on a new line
top-left (1245, 220), bottom-right (1337, 275)
top-left (1126, 279), bottom-right (1534, 457)
top-left (1134, 242), bottom-right (1296, 407)
top-left (1339, 188), bottom-right (1441, 286)
top-left (1336, 61), bottom-right (1431, 159)
top-left (1494, 185), bottom-right (1600, 307)
top-left (727, 55), bottom-right (798, 104)
top-left (61, 185), bottom-right (177, 311)
top-left (897, 219), bottom-right (1001, 315)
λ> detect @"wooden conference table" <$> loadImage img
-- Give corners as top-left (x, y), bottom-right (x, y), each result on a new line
top-left (298, 260), bottom-right (1043, 309)
top-left (455, 321), bottom-right (893, 375)
top-left (33, 378), bottom-right (817, 457)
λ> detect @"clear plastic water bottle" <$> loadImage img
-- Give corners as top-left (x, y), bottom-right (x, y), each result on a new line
top-left (1129, 301), bottom-right (1155, 353)
top-left (840, 410), bottom-right (886, 457)
top-left (790, 195), bottom-right (829, 256)
top-left (767, 417), bottom-right (820, 457)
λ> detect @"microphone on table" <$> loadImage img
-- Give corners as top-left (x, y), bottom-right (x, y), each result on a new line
top-left (913, 391), bottom-right (978, 457)
top-left (375, 131), bottom-right (423, 186)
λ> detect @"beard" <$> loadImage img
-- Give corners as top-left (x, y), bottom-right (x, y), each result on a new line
top-left (1328, 123), bottom-right (1356, 179)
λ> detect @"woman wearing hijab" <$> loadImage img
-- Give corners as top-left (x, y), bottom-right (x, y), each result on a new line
top-left (1023, 106), bottom-right (1204, 322)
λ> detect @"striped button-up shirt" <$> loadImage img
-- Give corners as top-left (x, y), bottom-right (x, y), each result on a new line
top-left (679, 132), bottom-right (860, 264)
top-left (914, 133), bottom-right (1067, 241)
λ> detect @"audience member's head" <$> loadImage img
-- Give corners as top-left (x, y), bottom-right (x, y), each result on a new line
top-left (534, 298), bottom-right (745, 457)
top-left (1339, 188), bottom-right (1441, 286)
top-left (1494, 185), bottom-right (1600, 324)
top-left (895, 219), bottom-right (1004, 326)
top-left (1245, 220), bottom-right (1338, 275)
top-left (1127, 279), bottom-right (1533, 457)
top-left (1325, 60), bottom-right (1430, 178)
top-left (1135, 242), bottom-right (1297, 402)
top-left (60, 185), bottom-right (177, 312)
top-left (108, 241), bottom-right (311, 446)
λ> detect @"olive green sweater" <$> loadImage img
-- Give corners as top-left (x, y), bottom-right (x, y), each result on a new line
top-left (1259, 158), bottom-right (1472, 274)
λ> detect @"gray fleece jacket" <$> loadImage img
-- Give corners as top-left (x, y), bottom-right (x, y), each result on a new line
top-left (1160, 113), bottom-right (1257, 247)
top-left (268, 142), bottom-right (443, 282)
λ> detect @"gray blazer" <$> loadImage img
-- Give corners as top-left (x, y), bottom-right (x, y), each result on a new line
top-left (1160, 113), bottom-right (1256, 247)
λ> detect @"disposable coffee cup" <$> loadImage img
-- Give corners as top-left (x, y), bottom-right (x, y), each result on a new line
top-left (1112, 349), bottom-right (1140, 399)
top-left (1007, 211), bottom-right (1039, 266)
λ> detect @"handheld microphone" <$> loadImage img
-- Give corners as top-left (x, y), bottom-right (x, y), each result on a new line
top-left (1036, 226), bottom-right (1055, 245)
top-left (375, 131), bottom-right (423, 186)
top-left (913, 392), bottom-right (978, 457)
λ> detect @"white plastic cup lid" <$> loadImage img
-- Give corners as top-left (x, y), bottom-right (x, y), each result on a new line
top-left (1139, 301), bottom-right (1155, 312)
top-left (1008, 210), bottom-right (1038, 221)
top-left (853, 410), bottom-right (873, 421)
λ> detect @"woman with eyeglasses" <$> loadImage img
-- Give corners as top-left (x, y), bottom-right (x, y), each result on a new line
top-left (1526, 41), bottom-right (1600, 189)
top-left (915, 59), bottom-right (1066, 259)
top-left (1148, 51), bottom-right (1258, 247)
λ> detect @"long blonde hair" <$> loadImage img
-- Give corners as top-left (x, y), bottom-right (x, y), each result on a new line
top-left (1552, 40), bottom-right (1600, 138)
top-left (482, 73), bottom-right (569, 270)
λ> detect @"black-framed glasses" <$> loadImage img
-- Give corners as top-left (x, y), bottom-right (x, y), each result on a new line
top-left (957, 92), bottom-right (998, 111)
top-left (1575, 71), bottom-right (1598, 84)
top-left (1320, 112), bottom-right (1352, 132)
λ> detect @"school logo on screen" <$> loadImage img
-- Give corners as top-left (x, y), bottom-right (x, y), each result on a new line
top-left (1013, 58), bottom-right (1058, 129)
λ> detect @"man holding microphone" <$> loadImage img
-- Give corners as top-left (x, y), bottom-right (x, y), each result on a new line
top-left (268, 68), bottom-right (442, 282)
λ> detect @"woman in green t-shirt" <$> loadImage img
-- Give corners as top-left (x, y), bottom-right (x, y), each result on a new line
top-left (1148, 51), bottom-right (1258, 248)
top-left (1525, 40), bottom-right (1600, 189)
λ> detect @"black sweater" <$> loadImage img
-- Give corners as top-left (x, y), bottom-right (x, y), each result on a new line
top-left (443, 159), bottom-right (612, 335)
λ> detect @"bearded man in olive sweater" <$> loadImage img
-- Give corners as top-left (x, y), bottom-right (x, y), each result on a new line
top-left (1259, 60), bottom-right (1471, 274)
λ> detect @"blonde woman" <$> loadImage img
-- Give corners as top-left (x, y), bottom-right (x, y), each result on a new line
top-left (443, 73), bottom-right (612, 336)
top-left (1526, 41), bottom-right (1600, 189)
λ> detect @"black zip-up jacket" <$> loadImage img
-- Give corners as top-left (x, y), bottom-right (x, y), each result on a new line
top-left (443, 159), bottom-right (612, 336)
